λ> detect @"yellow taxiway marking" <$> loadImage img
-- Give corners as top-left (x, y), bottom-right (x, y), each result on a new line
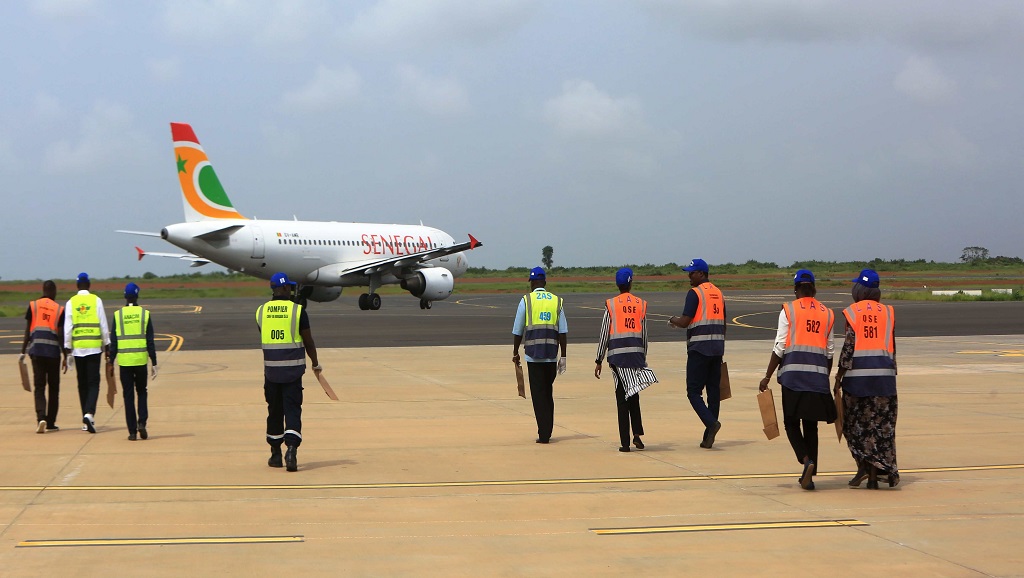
top-left (143, 304), bottom-right (203, 314)
top-left (957, 350), bottom-right (1024, 357)
top-left (17, 535), bottom-right (302, 548)
top-left (1, 464), bottom-right (1020, 493)
top-left (156, 333), bottom-right (184, 352)
top-left (730, 311), bottom-right (776, 331)
top-left (592, 519), bottom-right (867, 535)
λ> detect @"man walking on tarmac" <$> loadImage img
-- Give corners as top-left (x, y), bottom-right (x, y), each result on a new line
top-left (109, 282), bottom-right (158, 441)
top-left (257, 273), bottom-right (321, 472)
top-left (63, 272), bottom-right (110, 433)
top-left (21, 280), bottom-right (66, 433)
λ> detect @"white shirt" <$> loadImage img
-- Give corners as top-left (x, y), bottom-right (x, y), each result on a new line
top-left (512, 287), bottom-right (568, 363)
top-left (64, 290), bottom-right (111, 356)
top-left (772, 307), bottom-right (835, 358)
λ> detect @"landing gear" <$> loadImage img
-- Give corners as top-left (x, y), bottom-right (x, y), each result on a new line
top-left (358, 293), bottom-right (381, 311)
top-left (419, 299), bottom-right (432, 310)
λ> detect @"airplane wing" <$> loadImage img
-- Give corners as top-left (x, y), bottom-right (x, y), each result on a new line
top-left (134, 246), bottom-right (210, 267)
top-left (335, 234), bottom-right (482, 278)
top-left (116, 229), bottom-right (162, 237)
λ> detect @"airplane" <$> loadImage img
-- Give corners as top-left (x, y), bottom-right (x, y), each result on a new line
top-left (120, 122), bottom-right (482, 311)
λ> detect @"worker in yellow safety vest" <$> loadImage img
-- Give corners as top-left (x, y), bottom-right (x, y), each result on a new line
top-left (63, 272), bottom-right (110, 434)
top-left (109, 282), bottom-right (157, 441)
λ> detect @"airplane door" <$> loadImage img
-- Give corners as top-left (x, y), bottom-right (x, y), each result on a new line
top-left (251, 225), bottom-right (265, 259)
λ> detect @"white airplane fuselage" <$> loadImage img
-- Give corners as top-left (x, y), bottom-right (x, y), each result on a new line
top-left (162, 220), bottom-right (469, 287)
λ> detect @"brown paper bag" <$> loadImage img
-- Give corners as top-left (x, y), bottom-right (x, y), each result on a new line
top-left (19, 358), bottom-right (31, 392)
top-left (834, 387), bottom-right (844, 442)
top-left (105, 362), bottom-right (117, 408)
top-left (515, 362), bottom-right (526, 398)
top-left (719, 361), bottom-right (731, 401)
top-left (315, 371), bottom-right (339, 400)
top-left (757, 388), bottom-right (780, 440)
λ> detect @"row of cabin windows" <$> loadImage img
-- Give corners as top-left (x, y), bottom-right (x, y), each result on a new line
top-left (276, 238), bottom-right (438, 249)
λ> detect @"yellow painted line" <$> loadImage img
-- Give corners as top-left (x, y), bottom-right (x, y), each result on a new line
top-left (957, 350), bottom-right (1024, 357)
top-left (155, 333), bottom-right (184, 352)
top-left (144, 304), bottom-right (203, 314)
top-left (1, 464), bottom-right (1020, 493)
top-left (592, 519), bottom-right (867, 535)
top-left (18, 535), bottom-right (302, 548)
top-left (731, 311), bottom-right (776, 331)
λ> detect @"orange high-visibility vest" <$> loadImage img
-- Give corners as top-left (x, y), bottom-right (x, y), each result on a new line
top-left (28, 298), bottom-right (63, 358)
top-left (778, 297), bottom-right (833, 393)
top-left (687, 282), bottom-right (725, 355)
top-left (606, 293), bottom-right (647, 368)
top-left (842, 301), bottom-right (896, 396)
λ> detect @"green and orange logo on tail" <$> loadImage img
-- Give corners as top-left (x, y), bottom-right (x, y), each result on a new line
top-left (171, 123), bottom-right (246, 222)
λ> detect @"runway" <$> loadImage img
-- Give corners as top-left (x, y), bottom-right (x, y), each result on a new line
top-left (3, 290), bottom-right (1021, 352)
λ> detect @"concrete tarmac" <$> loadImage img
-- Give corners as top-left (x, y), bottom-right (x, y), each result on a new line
top-left (2, 328), bottom-right (1023, 575)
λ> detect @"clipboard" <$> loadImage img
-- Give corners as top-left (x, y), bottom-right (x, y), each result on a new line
top-left (19, 357), bottom-right (31, 392)
top-left (315, 370), bottom-right (338, 400)
top-left (105, 362), bottom-right (117, 408)
top-left (514, 362), bottom-right (526, 398)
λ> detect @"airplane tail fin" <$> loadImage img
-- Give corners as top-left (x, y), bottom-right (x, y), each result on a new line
top-left (171, 123), bottom-right (247, 222)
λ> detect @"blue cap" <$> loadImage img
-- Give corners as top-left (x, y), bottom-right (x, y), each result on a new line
top-left (793, 269), bottom-right (815, 285)
top-left (681, 259), bottom-right (708, 273)
top-left (270, 272), bottom-right (296, 288)
top-left (616, 267), bottom-right (633, 286)
top-left (77, 272), bottom-right (90, 283)
top-left (124, 282), bottom-right (140, 297)
top-left (529, 267), bottom-right (546, 281)
top-left (853, 269), bottom-right (880, 288)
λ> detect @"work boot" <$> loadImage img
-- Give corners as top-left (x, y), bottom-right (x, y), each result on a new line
top-left (285, 445), bottom-right (298, 472)
top-left (268, 446), bottom-right (283, 468)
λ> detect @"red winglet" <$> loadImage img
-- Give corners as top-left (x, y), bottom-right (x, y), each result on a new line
top-left (135, 246), bottom-right (146, 261)
top-left (468, 234), bottom-right (481, 249)
top-left (170, 122), bottom-right (199, 144)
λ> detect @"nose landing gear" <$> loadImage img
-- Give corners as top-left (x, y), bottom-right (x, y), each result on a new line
top-left (419, 299), bottom-right (432, 310)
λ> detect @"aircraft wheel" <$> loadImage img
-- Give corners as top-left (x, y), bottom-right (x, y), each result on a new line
top-left (369, 293), bottom-right (382, 310)
top-left (358, 293), bottom-right (369, 310)
top-left (421, 299), bottom-right (432, 310)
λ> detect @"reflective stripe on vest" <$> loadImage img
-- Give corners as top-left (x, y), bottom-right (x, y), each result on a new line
top-left (606, 293), bottom-right (646, 368)
top-left (69, 293), bottom-right (102, 350)
top-left (257, 300), bottom-right (306, 382)
top-left (28, 298), bottom-right (63, 358)
top-left (842, 301), bottom-right (896, 396)
top-left (687, 283), bottom-right (725, 355)
top-left (115, 306), bottom-right (149, 367)
top-left (523, 291), bottom-right (561, 360)
top-left (778, 298), bottom-right (833, 393)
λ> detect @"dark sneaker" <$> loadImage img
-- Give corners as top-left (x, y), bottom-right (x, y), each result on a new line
top-left (128, 432), bottom-right (137, 441)
top-left (285, 446), bottom-right (298, 472)
top-left (47, 424), bottom-right (60, 431)
top-left (268, 447), bottom-right (283, 468)
top-left (83, 414), bottom-right (96, 434)
top-left (700, 421), bottom-right (721, 448)
top-left (800, 460), bottom-right (815, 490)
top-left (139, 426), bottom-right (148, 440)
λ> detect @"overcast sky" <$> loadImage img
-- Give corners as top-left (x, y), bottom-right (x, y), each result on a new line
top-left (2, 0), bottom-right (1022, 281)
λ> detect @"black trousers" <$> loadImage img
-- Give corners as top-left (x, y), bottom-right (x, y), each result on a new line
top-left (527, 361), bottom-right (557, 441)
top-left (686, 351), bottom-right (722, 428)
top-left (120, 365), bottom-right (149, 434)
top-left (74, 354), bottom-right (101, 417)
top-left (31, 355), bottom-right (61, 427)
top-left (784, 415), bottom-right (819, 467)
top-left (613, 374), bottom-right (643, 448)
top-left (265, 377), bottom-right (303, 448)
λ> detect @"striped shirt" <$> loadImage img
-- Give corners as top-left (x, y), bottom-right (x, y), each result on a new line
top-left (595, 308), bottom-right (658, 399)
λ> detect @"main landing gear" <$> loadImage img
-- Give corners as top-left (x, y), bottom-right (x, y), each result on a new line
top-left (358, 293), bottom-right (381, 311)
top-left (419, 299), bottom-right (432, 310)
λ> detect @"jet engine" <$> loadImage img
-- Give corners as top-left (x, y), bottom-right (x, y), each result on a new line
top-left (306, 286), bottom-right (342, 303)
top-left (401, 268), bottom-right (454, 301)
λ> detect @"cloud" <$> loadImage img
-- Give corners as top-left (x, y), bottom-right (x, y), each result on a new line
top-left (893, 55), bottom-right (956, 104)
top-left (641, 0), bottom-right (1024, 50)
top-left (32, 92), bottom-right (63, 121)
top-left (30, 0), bottom-right (99, 20)
top-left (396, 65), bottom-right (469, 116)
top-left (543, 80), bottom-right (644, 139)
top-left (899, 126), bottom-right (980, 170)
top-left (43, 101), bottom-right (153, 174)
top-left (162, 0), bottom-right (333, 47)
top-left (147, 57), bottom-right (182, 84)
top-left (347, 0), bottom-right (538, 49)
top-left (282, 65), bottom-right (362, 113)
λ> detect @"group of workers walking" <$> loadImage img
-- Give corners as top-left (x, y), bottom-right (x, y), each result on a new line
top-left (513, 259), bottom-right (899, 491)
top-left (20, 263), bottom-right (898, 488)
top-left (21, 273), bottom-right (157, 440)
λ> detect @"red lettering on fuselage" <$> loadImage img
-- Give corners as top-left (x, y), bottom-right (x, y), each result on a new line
top-left (360, 232), bottom-right (436, 256)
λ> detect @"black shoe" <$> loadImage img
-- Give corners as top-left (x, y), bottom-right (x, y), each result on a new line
top-left (535, 438), bottom-right (549, 444)
top-left (47, 424), bottom-right (59, 431)
top-left (633, 436), bottom-right (644, 450)
top-left (128, 432), bottom-right (137, 441)
top-left (83, 414), bottom-right (95, 434)
top-left (849, 463), bottom-right (868, 487)
top-left (268, 447), bottom-right (283, 468)
top-left (139, 426), bottom-right (148, 440)
top-left (285, 446), bottom-right (298, 472)
top-left (800, 460), bottom-right (815, 490)
top-left (887, 473), bottom-right (900, 487)
top-left (619, 446), bottom-right (631, 452)
top-left (700, 421), bottom-right (722, 448)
